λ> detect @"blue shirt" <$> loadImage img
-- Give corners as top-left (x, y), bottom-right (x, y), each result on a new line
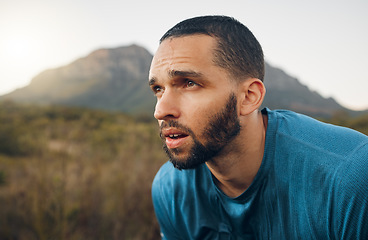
top-left (152, 108), bottom-right (368, 239)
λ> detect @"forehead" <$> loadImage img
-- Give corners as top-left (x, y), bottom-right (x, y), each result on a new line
top-left (149, 35), bottom-right (218, 79)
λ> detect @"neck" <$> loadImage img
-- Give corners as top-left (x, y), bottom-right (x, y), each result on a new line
top-left (206, 110), bottom-right (267, 198)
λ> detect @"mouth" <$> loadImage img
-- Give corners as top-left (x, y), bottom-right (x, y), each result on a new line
top-left (167, 134), bottom-right (186, 139)
top-left (161, 128), bottom-right (190, 149)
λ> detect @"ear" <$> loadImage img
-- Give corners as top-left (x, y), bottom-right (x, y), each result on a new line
top-left (238, 78), bottom-right (266, 116)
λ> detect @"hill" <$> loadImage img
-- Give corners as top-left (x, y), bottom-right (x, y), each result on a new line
top-left (261, 63), bottom-right (348, 117)
top-left (0, 45), bottom-right (155, 115)
top-left (0, 44), bottom-right (357, 118)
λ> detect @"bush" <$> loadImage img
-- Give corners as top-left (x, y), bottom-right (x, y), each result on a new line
top-left (0, 102), bottom-right (165, 240)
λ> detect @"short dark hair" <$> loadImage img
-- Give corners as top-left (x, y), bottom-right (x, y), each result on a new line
top-left (160, 15), bottom-right (265, 81)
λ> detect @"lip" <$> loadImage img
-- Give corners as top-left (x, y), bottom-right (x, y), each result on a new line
top-left (161, 128), bottom-right (189, 149)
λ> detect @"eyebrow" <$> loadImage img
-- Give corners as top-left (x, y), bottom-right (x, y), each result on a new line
top-left (149, 78), bottom-right (157, 86)
top-left (168, 70), bottom-right (203, 79)
top-left (149, 70), bottom-right (204, 86)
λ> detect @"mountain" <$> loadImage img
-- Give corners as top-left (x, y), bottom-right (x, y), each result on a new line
top-left (0, 44), bottom-right (354, 118)
top-left (0, 45), bottom-right (156, 115)
top-left (261, 63), bottom-right (349, 118)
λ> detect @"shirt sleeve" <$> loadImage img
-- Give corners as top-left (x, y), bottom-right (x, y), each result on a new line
top-left (332, 143), bottom-right (368, 239)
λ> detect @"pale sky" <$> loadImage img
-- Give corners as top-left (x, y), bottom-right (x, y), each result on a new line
top-left (1, 0), bottom-right (367, 110)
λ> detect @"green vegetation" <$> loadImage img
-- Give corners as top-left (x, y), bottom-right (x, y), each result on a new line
top-left (0, 101), bottom-right (165, 240)
top-left (0, 101), bottom-right (366, 240)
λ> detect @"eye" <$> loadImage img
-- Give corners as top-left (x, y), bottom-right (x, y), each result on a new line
top-left (185, 80), bottom-right (198, 88)
top-left (151, 85), bottom-right (163, 96)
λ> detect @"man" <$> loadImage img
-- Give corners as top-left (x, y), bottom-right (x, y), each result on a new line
top-left (149, 15), bottom-right (368, 239)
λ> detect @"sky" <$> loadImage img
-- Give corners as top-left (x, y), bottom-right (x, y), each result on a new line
top-left (1, 0), bottom-right (367, 110)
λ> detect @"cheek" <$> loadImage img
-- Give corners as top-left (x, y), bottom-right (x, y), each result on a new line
top-left (182, 99), bottom-right (221, 133)
top-left (180, 90), bottom-right (234, 131)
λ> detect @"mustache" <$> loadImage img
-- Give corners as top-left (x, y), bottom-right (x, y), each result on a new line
top-left (159, 120), bottom-right (194, 138)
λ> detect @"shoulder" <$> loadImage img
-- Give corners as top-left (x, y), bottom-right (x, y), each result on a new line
top-left (151, 161), bottom-right (208, 212)
top-left (151, 162), bottom-right (184, 238)
top-left (269, 108), bottom-right (365, 139)
top-left (152, 161), bottom-right (197, 193)
top-left (152, 161), bottom-right (210, 201)
top-left (265, 108), bottom-right (368, 157)
top-left (151, 161), bottom-right (176, 205)
top-left (152, 161), bottom-right (176, 189)
top-left (265, 109), bottom-right (368, 238)
top-left (332, 141), bottom-right (368, 194)
top-left (331, 143), bottom-right (368, 238)
top-left (151, 162), bottom-right (212, 239)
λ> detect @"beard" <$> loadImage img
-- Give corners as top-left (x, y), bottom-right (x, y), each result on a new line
top-left (159, 93), bottom-right (241, 170)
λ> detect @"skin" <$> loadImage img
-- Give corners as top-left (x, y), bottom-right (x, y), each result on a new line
top-left (149, 34), bottom-right (267, 198)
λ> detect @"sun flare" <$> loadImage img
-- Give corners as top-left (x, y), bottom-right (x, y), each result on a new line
top-left (4, 36), bottom-right (34, 60)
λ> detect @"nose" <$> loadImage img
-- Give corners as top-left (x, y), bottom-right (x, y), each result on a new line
top-left (154, 90), bottom-right (180, 120)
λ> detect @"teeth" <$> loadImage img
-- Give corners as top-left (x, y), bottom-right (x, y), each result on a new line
top-left (169, 134), bottom-right (180, 138)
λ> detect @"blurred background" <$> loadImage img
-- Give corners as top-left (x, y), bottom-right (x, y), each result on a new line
top-left (0, 0), bottom-right (367, 239)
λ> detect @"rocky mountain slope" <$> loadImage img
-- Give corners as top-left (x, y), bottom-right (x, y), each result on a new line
top-left (1, 45), bottom-right (155, 114)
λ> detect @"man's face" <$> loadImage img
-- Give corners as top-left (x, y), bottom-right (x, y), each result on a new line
top-left (149, 35), bottom-right (241, 169)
